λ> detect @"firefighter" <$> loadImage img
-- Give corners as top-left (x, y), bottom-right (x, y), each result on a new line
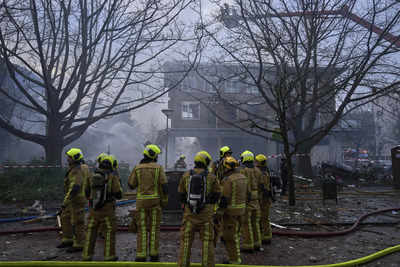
top-left (177, 151), bottom-right (221, 267)
top-left (255, 154), bottom-right (273, 244)
top-left (218, 156), bottom-right (248, 264)
top-left (128, 144), bottom-right (168, 262)
top-left (240, 150), bottom-right (263, 252)
top-left (82, 155), bottom-right (122, 261)
top-left (174, 155), bottom-right (187, 169)
top-left (211, 146), bottom-right (233, 180)
top-left (57, 148), bottom-right (89, 253)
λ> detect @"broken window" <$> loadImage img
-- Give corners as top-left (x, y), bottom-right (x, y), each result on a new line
top-left (182, 101), bottom-right (200, 120)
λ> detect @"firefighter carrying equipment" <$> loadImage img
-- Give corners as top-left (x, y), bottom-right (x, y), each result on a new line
top-left (82, 159), bottom-right (122, 261)
top-left (177, 161), bottom-right (221, 267)
top-left (66, 148), bottom-right (84, 162)
top-left (143, 144), bottom-right (161, 159)
top-left (220, 146), bottom-right (232, 158)
top-left (240, 157), bottom-right (263, 251)
top-left (128, 159), bottom-right (168, 261)
top-left (58, 155), bottom-right (89, 252)
top-left (240, 150), bottom-right (254, 163)
top-left (219, 167), bottom-right (248, 264)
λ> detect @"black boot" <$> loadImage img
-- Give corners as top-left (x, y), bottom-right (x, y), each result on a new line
top-left (135, 257), bottom-right (146, 262)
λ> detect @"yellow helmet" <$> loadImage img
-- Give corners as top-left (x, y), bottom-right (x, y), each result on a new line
top-left (240, 150), bottom-right (254, 163)
top-left (179, 155), bottom-right (186, 160)
top-left (223, 156), bottom-right (239, 171)
top-left (109, 155), bottom-right (118, 170)
top-left (96, 152), bottom-right (108, 163)
top-left (220, 146), bottom-right (232, 158)
top-left (255, 154), bottom-right (267, 166)
top-left (143, 144), bottom-right (161, 159)
top-left (66, 148), bottom-right (83, 162)
top-left (194, 150), bottom-right (212, 166)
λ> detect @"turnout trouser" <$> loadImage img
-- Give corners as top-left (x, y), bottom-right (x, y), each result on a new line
top-left (241, 208), bottom-right (261, 250)
top-left (222, 214), bottom-right (242, 264)
top-left (60, 202), bottom-right (86, 248)
top-left (260, 200), bottom-right (272, 241)
top-left (177, 219), bottom-right (215, 267)
top-left (136, 206), bottom-right (162, 259)
top-left (82, 204), bottom-right (117, 261)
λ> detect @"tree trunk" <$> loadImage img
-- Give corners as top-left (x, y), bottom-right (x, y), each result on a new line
top-left (44, 140), bottom-right (63, 165)
top-left (44, 120), bottom-right (63, 165)
top-left (287, 157), bottom-right (295, 206)
top-left (282, 136), bottom-right (296, 206)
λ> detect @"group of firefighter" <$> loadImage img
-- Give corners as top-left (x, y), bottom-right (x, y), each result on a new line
top-left (59, 144), bottom-right (274, 266)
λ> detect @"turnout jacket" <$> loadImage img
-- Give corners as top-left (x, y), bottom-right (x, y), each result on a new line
top-left (128, 162), bottom-right (168, 209)
top-left (240, 164), bottom-right (263, 210)
top-left (220, 169), bottom-right (248, 216)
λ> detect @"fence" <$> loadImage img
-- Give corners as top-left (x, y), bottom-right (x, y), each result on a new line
top-left (0, 164), bottom-right (131, 203)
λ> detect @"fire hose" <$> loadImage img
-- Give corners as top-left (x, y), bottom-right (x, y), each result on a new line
top-left (0, 245), bottom-right (399, 267)
top-left (0, 207), bottom-right (400, 266)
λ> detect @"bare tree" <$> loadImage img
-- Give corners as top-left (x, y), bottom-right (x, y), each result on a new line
top-left (0, 0), bottom-right (195, 164)
top-left (188, 0), bottom-right (400, 205)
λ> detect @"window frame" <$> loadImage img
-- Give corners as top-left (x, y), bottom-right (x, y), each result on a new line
top-left (181, 101), bottom-right (201, 120)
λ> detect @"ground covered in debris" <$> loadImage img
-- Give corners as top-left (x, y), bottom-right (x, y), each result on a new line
top-left (1, 185), bottom-right (400, 266)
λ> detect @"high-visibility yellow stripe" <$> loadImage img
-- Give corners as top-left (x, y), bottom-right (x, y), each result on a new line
top-left (136, 209), bottom-right (146, 258)
top-left (150, 208), bottom-right (157, 256)
top-left (82, 217), bottom-right (95, 258)
top-left (203, 223), bottom-right (209, 266)
top-left (255, 211), bottom-right (262, 247)
top-left (104, 217), bottom-right (111, 258)
top-left (234, 220), bottom-right (241, 264)
top-left (182, 221), bottom-right (192, 266)
top-left (232, 180), bottom-right (236, 207)
top-left (248, 212), bottom-right (254, 249)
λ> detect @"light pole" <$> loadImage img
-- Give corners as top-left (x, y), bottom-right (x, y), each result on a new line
top-left (161, 108), bottom-right (174, 170)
